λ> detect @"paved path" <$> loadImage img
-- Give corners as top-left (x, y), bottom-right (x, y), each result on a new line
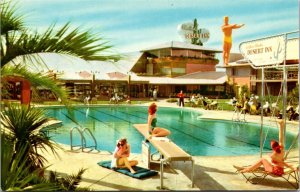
top-left (40, 99), bottom-right (299, 190)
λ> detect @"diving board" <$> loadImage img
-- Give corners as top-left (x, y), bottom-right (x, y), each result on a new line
top-left (133, 124), bottom-right (194, 189)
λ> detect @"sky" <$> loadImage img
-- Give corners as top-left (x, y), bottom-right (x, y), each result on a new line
top-left (19, 0), bottom-right (298, 54)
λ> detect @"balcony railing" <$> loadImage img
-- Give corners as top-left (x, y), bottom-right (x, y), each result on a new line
top-left (250, 71), bottom-right (298, 81)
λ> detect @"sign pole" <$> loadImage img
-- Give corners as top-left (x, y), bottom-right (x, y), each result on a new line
top-left (239, 30), bottom-right (299, 158)
top-left (260, 67), bottom-right (264, 157)
top-left (282, 33), bottom-right (288, 149)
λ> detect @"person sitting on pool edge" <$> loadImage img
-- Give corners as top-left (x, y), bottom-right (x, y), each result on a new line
top-left (235, 114), bottom-right (297, 175)
top-left (147, 103), bottom-right (171, 139)
top-left (111, 138), bottom-right (138, 174)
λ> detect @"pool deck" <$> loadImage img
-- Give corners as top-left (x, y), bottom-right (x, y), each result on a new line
top-left (40, 99), bottom-right (299, 191)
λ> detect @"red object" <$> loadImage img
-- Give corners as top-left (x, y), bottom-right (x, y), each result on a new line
top-left (4, 76), bottom-right (31, 105)
top-left (272, 166), bottom-right (284, 176)
top-left (178, 93), bottom-right (184, 98)
top-left (21, 80), bottom-right (31, 105)
top-left (148, 103), bottom-right (157, 115)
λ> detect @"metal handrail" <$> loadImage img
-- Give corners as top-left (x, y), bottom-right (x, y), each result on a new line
top-left (82, 127), bottom-right (97, 150)
top-left (70, 126), bottom-right (97, 152)
top-left (70, 126), bottom-right (85, 151)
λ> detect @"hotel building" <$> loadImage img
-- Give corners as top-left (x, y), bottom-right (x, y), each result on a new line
top-left (4, 34), bottom-right (298, 103)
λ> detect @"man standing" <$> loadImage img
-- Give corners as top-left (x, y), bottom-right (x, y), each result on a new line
top-left (153, 88), bottom-right (157, 101)
top-left (222, 16), bottom-right (244, 65)
top-left (177, 90), bottom-right (185, 107)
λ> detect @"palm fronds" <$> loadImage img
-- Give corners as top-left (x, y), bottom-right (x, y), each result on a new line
top-left (48, 168), bottom-right (89, 191)
top-left (0, 0), bottom-right (25, 34)
top-left (1, 137), bottom-right (58, 191)
top-left (1, 103), bottom-right (60, 169)
top-left (1, 22), bottom-right (122, 66)
top-left (1, 64), bottom-right (70, 105)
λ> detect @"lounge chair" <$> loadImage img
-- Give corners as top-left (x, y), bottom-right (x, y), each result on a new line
top-left (209, 101), bottom-right (218, 110)
top-left (233, 165), bottom-right (299, 189)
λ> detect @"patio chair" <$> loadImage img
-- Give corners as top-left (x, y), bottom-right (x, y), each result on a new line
top-left (233, 165), bottom-right (299, 189)
top-left (208, 101), bottom-right (218, 110)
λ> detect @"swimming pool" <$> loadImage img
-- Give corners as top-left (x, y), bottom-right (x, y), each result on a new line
top-left (43, 105), bottom-right (298, 156)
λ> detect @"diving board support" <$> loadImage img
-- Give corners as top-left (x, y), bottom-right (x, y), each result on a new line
top-left (133, 124), bottom-right (194, 189)
top-left (160, 158), bottom-right (194, 189)
top-left (141, 141), bottom-right (150, 168)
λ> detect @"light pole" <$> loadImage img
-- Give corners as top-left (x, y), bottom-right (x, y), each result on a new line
top-left (127, 72), bottom-right (131, 98)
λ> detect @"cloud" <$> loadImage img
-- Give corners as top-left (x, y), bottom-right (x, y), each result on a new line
top-left (19, 0), bottom-right (297, 54)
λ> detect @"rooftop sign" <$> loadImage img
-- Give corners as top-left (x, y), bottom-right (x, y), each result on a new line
top-left (239, 35), bottom-right (285, 67)
top-left (177, 22), bottom-right (210, 44)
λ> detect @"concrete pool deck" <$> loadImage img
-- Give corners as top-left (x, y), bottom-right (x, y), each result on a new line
top-left (40, 99), bottom-right (299, 190)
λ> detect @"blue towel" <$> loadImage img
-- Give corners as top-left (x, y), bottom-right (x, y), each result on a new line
top-left (97, 160), bottom-right (158, 179)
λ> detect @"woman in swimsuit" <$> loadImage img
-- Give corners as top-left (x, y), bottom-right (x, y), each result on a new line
top-left (147, 103), bottom-right (170, 139)
top-left (239, 114), bottom-right (296, 175)
top-left (111, 138), bottom-right (138, 174)
top-left (221, 16), bottom-right (244, 65)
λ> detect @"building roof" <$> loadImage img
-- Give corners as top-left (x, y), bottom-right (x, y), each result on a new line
top-left (132, 71), bottom-right (226, 85)
top-left (113, 52), bottom-right (143, 72)
top-left (175, 71), bottom-right (226, 79)
top-left (58, 71), bottom-right (94, 81)
top-left (8, 52), bottom-right (226, 84)
top-left (9, 53), bottom-right (140, 81)
top-left (141, 41), bottom-right (222, 53)
top-left (218, 59), bottom-right (252, 68)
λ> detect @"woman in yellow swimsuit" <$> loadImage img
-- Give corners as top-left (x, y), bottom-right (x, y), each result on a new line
top-left (111, 138), bottom-right (138, 174)
top-left (221, 16), bottom-right (244, 65)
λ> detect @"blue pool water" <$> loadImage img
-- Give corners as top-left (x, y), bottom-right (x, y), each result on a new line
top-left (43, 106), bottom-right (298, 156)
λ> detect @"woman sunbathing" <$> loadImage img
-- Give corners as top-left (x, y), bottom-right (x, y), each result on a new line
top-left (237, 114), bottom-right (296, 175)
top-left (111, 138), bottom-right (138, 174)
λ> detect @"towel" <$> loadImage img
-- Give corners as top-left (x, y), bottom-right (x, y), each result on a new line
top-left (97, 160), bottom-right (158, 179)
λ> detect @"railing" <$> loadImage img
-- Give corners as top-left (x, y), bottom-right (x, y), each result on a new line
top-left (250, 71), bottom-right (298, 81)
top-left (70, 126), bottom-right (85, 151)
top-left (82, 127), bottom-right (97, 150)
top-left (70, 126), bottom-right (97, 152)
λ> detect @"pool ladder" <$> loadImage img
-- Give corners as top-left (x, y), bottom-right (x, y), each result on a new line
top-left (70, 126), bottom-right (97, 152)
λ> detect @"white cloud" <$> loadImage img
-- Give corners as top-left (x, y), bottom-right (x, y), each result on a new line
top-left (19, 0), bottom-right (297, 54)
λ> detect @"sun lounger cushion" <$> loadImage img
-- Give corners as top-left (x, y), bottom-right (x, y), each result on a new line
top-left (97, 160), bottom-right (158, 179)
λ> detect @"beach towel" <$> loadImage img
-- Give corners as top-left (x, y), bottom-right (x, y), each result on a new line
top-left (97, 160), bottom-right (158, 179)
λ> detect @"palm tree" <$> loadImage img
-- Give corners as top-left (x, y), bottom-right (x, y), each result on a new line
top-left (48, 168), bottom-right (91, 191)
top-left (191, 18), bottom-right (203, 46)
top-left (1, 1), bottom-right (119, 189)
top-left (1, 103), bottom-right (60, 170)
top-left (1, 0), bottom-right (121, 104)
top-left (2, 132), bottom-right (89, 191)
top-left (1, 134), bottom-right (59, 191)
